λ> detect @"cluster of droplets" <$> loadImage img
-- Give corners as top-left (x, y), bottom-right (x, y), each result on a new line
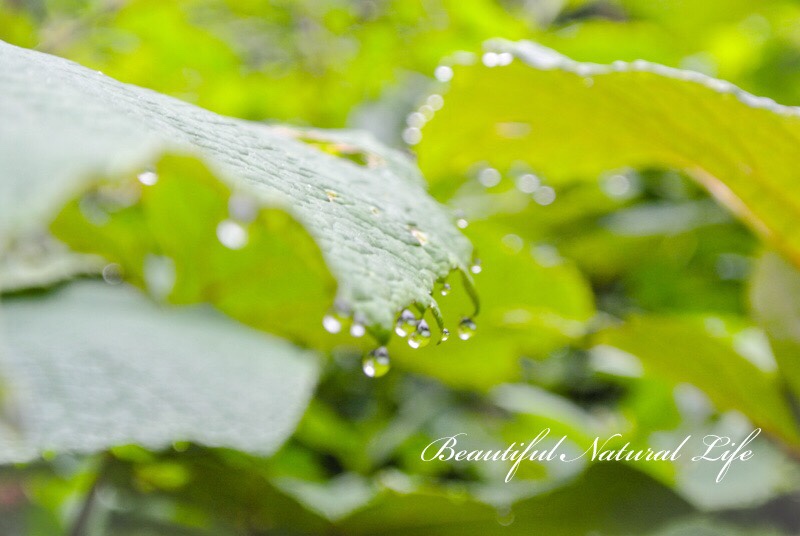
top-left (469, 164), bottom-right (557, 206)
top-left (403, 92), bottom-right (445, 146)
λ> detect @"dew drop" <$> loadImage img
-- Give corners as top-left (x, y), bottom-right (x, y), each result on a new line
top-left (216, 219), bottom-right (248, 249)
top-left (102, 263), bottom-right (123, 285)
top-left (229, 193), bottom-right (258, 223)
top-left (441, 328), bottom-right (450, 342)
top-left (325, 189), bottom-right (339, 202)
top-left (470, 259), bottom-right (482, 274)
top-left (407, 111), bottom-right (426, 128)
top-left (533, 186), bottom-right (556, 206)
top-left (434, 65), bottom-right (454, 82)
top-left (456, 218), bottom-right (469, 229)
top-left (144, 254), bottom-right (176, 301)
top-left (440, 283), bottom-right (451, 296)
top-left (350, 322), bottom-right (366, 338)
top-left (363, 347), bottom-right (390, 378)
top-left (408, 320), bottom-right (431, 349)
top-left (478, 167), bottom-right (502, 188)
top-left (458, 318), bottom-right (477, 340)
top-left (409, 226), bottom-right (429, 246)
top-left (322, 314), bottom-right (342, 334)
top-left (516, 173), bottom-right (540, 193)
top-left (402, 127), bottom-right (422, 145)
top-left (395, 309), bottom-right (418, 337)
top-left (496, 507), bottom-right (515, 526)
top-left (427, 94), bottom-right (444, 110)
top-left (137, 170), bottom-right (158, 186)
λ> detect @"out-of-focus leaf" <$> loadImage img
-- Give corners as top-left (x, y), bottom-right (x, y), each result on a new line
top-left (0, 282), bottom-right (319, 462)
top-left (750, 251), bottom-right (800, 399)
top-left (417, 40), bottom-right (800, 267)
top-left (595, 316), bottom-right (800, 446)
top-left (0, 40), bottom-right (472, 340)
top-left (337, 463), bottom-right (691, 535)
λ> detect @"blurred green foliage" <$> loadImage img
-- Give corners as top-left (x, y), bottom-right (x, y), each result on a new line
top-left (4, 0), bottom-right (800, 534)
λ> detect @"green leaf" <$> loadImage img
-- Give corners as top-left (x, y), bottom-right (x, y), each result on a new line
top-left (417, 40), bottom-right (800, 267)
top-left (750, 251), bottom-right (800, 399)
top-left (594, 316), bottom-right (800, 446)
top-left (337, 463), bottom-right (691, 535)
top-left (0, 40), bottom-right (472, 340)
top-left (0, 282), bottom-right (319, 462)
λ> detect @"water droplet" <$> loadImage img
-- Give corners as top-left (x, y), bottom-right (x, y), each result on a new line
top-left (482, 52), bottom-right (499, 67)
top-left (434, 65), bottom-right (453, 82)
top-left (395, 309), bottom-right (418, 337)
top-left (325, 189), bottom-right (339, 202)
top-left (350, 322), bottom-right (366, 338)
top-left (409, 226), bottom-right (428, 246)
top-left (478, 167), bottom-right (501, 188)
top-left (363, 347), bottom-right (390, 378)
top-left (516, 173), bottom-right (540, 193)
top-left (102, 263), bottom-right (123, 285)
top-left (137, 170), bottom-right (158, 186)
top-left (496, 507), bottom-right (515, 526)
top-left (601, 173), bottom-right (633, 198)
top-left (408, 320), bottom-right (431, 349)
top-left (533, 186), bottom-right (556, 206)
top-left (144, 254), bottom-right (175, 301)
top-left (456, 218), bottom-right (469, 229)
top-left (427, 94), bottom-right (444, 110)
top-left (501, 234), bottom-right (524, 254)
top-left (470, 259), bottom-right (482, 274)
top-left (216, 219), bottom-right (248, 249)
top-left (440, 283), bottom-right (451, 296)
top-left (322, 314), bottom-right (342, 334)
top-left (229, 193), bottom-right (258, 223)
top-left (407, 111), bottom-right (426, 128)
top-left (441, 328), bottom-right (450, 342)
top-left (419, 105), bottom-right (435, 120)
top-left (402, 127), bottom-right (422, 145)
top-left (370, 206), bottom-right (381, 216)
top-left (458, 318), bottom-right (477, 340)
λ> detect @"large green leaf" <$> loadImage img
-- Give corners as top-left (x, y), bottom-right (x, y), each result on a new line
top-left (417, 40), bottom-right (800, 267)
top-left (594, 316), bottom-right (800, 447)
top-left (0, 282), bottom-right (319, 463)
top-left (0, 40), bottom-right (472, 341)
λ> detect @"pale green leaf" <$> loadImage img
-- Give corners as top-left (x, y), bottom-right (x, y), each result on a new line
top-left (417, 40), bottom-right (800, 266)
top-left (0, 282), bottom-right (319, 462)
top-left (0, 40), bottom-right (472, 338)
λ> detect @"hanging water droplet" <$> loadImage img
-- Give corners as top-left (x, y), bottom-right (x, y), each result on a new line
top-left (516, 173), bottom-right (540, 193)
top-left (478, 167), bottom-right (502, 188)
top-left (350, 322), bottom-right (366, 338)
top-left (456, 218), bottom-right (468, 229)
top-left (363, 347), bottom-right (390, 378)
top-left (137, 170), bottom-right (158, 186)
top-left (470, 259), bottom-right (482, 274)
top-left (144, 254), bottom-right (175, 301)
top-left (533, 186), bottom-right (556, 206)
top-left (427, 93), bottom-right (444, 110)
top-left (441, 328), bottom-right (450, 342)
top-left (216, 219), bottom-right (248, 249)
top-left (458, 318), bottom-right (477, 340)
top-left (102, 263), bottom-right (123, 285)
top-left (496, 507), bottom-right (515, 526)
top-left (322, 314), bottom-right (342, 334)
top-left (408, 320), bottom-right (431, 349)
top-left (440, 283), bottom-right (451, 296)
top-left (395, 309), bottom-right (418, 337)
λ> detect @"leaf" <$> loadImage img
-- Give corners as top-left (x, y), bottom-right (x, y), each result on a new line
top-left (337, 463), bottom-right (691, 535)
top-left (750, 251), bottom-right (800, 399)
top-left (594, 316), bottom-right (800, 446)
top-left (0, 282), bottom-right (319, 462)
top-left (0, 40), bottom-right (472, 340)
top-left (416, 39), bottom-right (800, 267)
